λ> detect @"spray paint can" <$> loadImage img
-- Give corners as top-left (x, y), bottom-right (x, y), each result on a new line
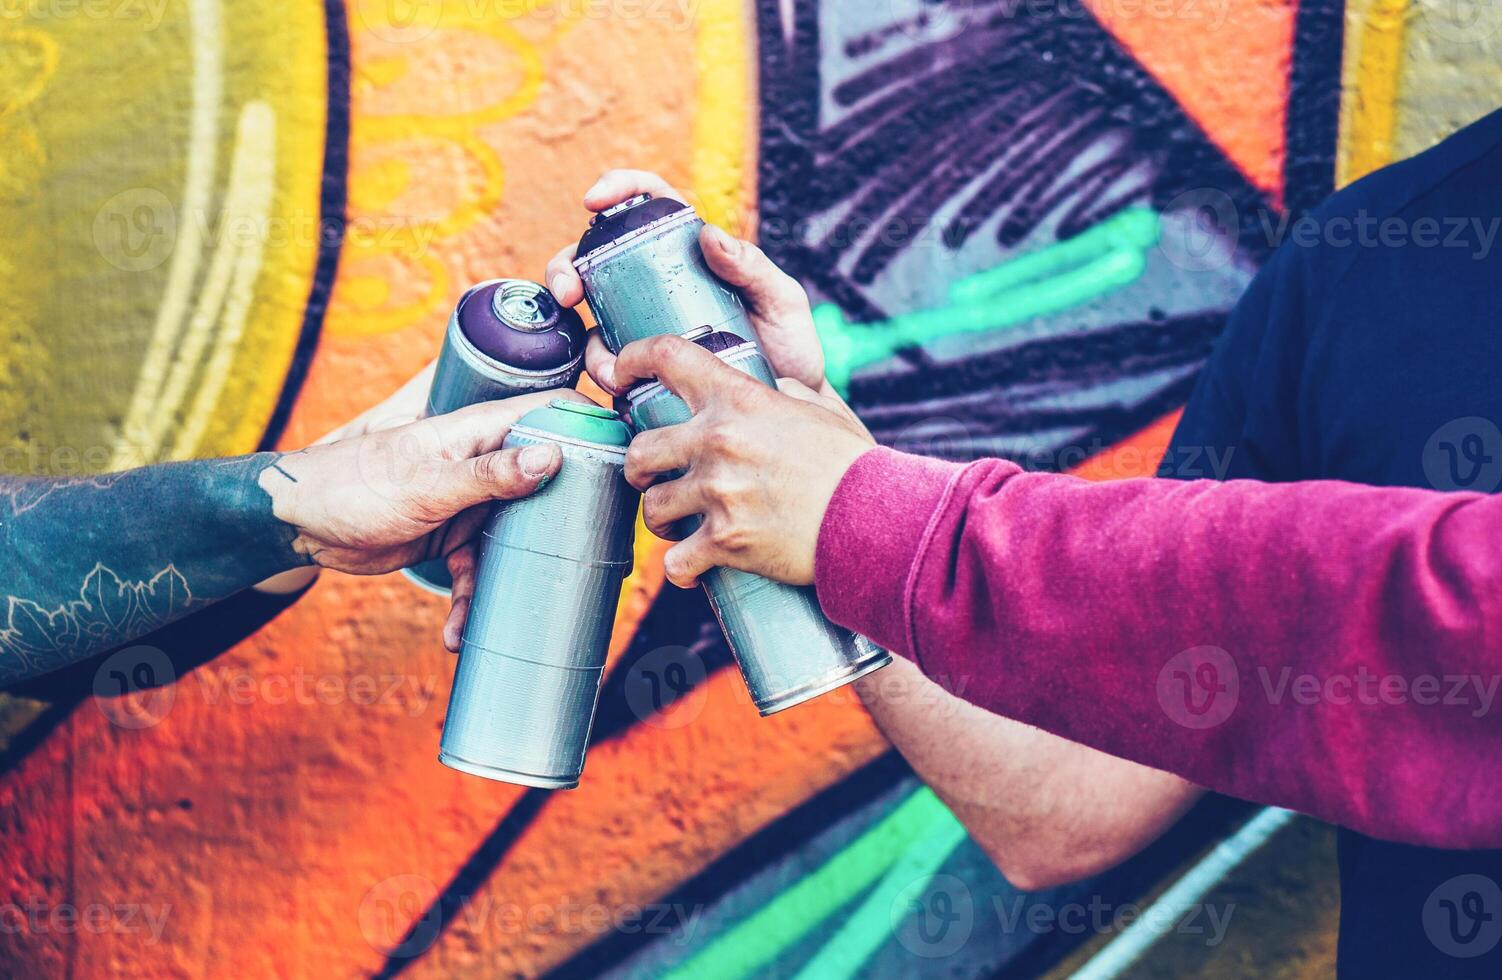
top-left (404, 279), bottom-right (587, 596)
top-left (576, 198), bottom-right (891, 715)
top-left (439, 399), bottom-right (638, 788)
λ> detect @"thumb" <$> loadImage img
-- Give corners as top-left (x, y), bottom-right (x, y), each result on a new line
top-left (699, 225), bottom-right (809, 318)
top-left (776, 377), bottom-right (867, 431)
top-left (428, 444), bottom-right (562, 520)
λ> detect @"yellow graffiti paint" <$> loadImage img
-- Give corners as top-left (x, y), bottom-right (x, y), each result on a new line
top-left (1339, 0), bottom-right (1502, 189)
top-left (691, 0), bottom-right (755, 230)
top-left (0, 0), bottom-right (332, 473)
top-left (1339, 0), bottom-right (1410, 185)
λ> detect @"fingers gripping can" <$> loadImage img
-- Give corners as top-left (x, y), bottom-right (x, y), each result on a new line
top-left (404, 279), bottom-right (587, 596)
top-left (439, 400), bottom-right (638, 788)
top-left (576, 198), bottom-right (891, 715)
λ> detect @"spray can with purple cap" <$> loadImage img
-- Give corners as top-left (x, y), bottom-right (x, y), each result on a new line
top-left (404, 279), bottom-right (587, 596)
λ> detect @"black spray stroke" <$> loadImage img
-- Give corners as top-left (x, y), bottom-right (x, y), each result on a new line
top-left (756, 0), bottom-right (1293, 470)
top-left (257, 0), bottom-right (352, 451)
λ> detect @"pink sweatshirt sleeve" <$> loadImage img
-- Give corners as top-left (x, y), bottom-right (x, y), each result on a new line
top-left (814, 447), bottom-right (1502, 849)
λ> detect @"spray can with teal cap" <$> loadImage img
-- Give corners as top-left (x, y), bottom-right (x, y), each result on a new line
top-left (404, 279), bottom-right (587, 596)
top-left (575, 196), bottom-right (890, 715)
top-left (439, 399), bottom-right (639, 788)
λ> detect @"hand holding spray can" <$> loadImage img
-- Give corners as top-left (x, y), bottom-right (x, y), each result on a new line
top-left (439, 399), bottom-right (639, 788)
top-left (575, 195), bottom-right (891, 715)
top-left (404, 279), bottom-right (587, 596)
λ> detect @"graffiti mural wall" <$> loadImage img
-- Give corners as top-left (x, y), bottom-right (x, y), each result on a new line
top-left (1, 0), bottom-right (1499, 976)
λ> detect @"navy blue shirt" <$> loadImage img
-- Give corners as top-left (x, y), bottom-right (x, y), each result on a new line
top-left (1168, 107), bottom-right (1502, 975)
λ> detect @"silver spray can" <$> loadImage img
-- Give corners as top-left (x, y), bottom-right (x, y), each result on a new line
top-left (576, 199), bottom-right (891, 715)
top-left (405, 279), bottom-right (587, 596)
top-left (439, 399), bottom-right (638, 788)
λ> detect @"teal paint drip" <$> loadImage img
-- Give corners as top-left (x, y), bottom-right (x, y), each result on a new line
top-left (817, 207), bottom-right (1162, 394)
top-left (657, 789), bottom-right (957, 980)
top-left (791, 808), bottom-right (969, 980)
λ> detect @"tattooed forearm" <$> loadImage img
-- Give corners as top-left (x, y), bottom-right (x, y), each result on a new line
top-left (0, 455), bottom-right (308, 684)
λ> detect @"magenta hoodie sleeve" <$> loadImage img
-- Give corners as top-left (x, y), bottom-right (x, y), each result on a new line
top-left (814, 447), bottom-right (1502, 849)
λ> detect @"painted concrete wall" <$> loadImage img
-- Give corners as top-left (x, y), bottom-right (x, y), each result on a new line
top-left (1, 0), bottom-right (1498, 977)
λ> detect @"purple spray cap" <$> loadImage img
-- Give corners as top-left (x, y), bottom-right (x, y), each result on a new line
top-left (619, 329), bottom-right (751, 405)
top-left (456, 279), bottom-right (585, 373)
top-left (576, 194), bottom-right (692, 263)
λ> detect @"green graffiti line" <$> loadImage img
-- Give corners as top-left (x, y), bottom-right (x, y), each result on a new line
top-left (660, 788), bottom-right (958, 980)
top-left (816, 207), bottom-right (1162, 394)
top-left (790, 807), bottom-right (969, 980)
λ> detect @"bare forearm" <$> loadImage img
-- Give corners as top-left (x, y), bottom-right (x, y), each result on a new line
top-left (858, 658), bottom-right (1203, 890)
top-left (0, 455), bottom-right (307, 683)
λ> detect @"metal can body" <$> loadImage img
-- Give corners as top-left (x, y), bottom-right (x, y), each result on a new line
top-left (575, 197), bottom-right (756, 352)
top-left (439, 402), bottom-right (637, 788)
top-left (406, 279), bottom-right (587, 596)
top-left (616, 329), bottom-right (892, 715)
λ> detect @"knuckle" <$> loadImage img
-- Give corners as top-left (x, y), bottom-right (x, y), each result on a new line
top-left (471, 450), bottom-right (517, 488)
top-left (707, 521), bottom-right (748, 552)
top-left (703, 420), bottom-right (737, 454)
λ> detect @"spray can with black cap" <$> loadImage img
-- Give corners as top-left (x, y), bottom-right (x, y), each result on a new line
top-left (575, 196), bottom-right (890, 715)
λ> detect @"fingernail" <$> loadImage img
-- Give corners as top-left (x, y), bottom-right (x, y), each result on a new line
top-left (520, 444), bottom-right (559, 479)
top-left (550, 273), bottom-right (572, 301)
top-left (705, 224), bottom-right (740, 257)
top-left (585, 182), bottom-right (606, 203)
top-left (599, 361), bottom-right (618, 393)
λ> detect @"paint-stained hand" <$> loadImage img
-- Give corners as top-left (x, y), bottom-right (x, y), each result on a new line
top-left (612, 335), bottom-right (875, 588)
top-left (545, 169), bottom-right (831, 396)
top-left (259, 389), bottom-right (586, 584)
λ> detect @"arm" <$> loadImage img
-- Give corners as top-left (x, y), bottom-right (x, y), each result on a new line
top-left (553, 169), bottom-right (1203, 887)
top-left (817, 450), bottom-right (1502, 849)
top-left (1, 390), bottom-right (573, 684)
top-left (856, 660), bottom-right (1202, 890)
top-left (612, 337), bottom-right (1502, 850)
